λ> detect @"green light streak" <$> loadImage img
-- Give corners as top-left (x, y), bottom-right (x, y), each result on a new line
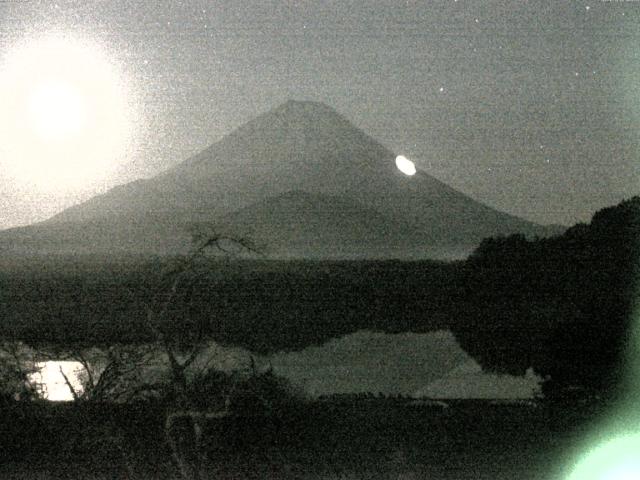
top-left (566, 242), bottom-right (640, 478)
top-left (566, 433), bottom-right (640, 480)
top-left (561, 184), bottom-right (640, 476)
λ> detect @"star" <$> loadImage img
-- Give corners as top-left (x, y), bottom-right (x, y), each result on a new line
top-left (439, 87), bottom-right (445, 93)
top-left (585, 6), bottom-right (590, 11)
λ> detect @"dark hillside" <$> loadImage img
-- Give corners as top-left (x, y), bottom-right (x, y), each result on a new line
top-left (453, 196), bottom-right (640, 400)
top-left (0, 258), bottom-right (462, 351)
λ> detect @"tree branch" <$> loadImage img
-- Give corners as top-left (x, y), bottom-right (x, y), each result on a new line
top-left (59, 365), bottom-right (80, 402)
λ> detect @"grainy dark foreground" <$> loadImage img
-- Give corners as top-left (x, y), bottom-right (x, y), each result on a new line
top-left (0, 398), bottom-right (603, 480)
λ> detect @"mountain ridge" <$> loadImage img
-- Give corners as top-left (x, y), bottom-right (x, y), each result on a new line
top-left (1, 100), bottom-right (563, 258)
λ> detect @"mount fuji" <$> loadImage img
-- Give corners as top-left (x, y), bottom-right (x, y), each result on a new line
top-left (0, 101), bottom-right (561, 258)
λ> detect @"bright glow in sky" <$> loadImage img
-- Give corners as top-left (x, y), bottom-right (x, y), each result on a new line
top-left (395, 155), bottom-right (416, 176)
top-left (30, 360), bottom-right (84, 401)
top-left (28, 81), bottom-right (87, 141)
top-left (0, 34), bottom-right (133, 192)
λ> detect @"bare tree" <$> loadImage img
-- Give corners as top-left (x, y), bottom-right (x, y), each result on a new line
top-left (54, 344), bottom-right (164, 403)
top-left (145, 233), bottom-right (259, 480)
top-left (0, 341), bottom-right (41, 401)
top-left (13, 233), bottom-right (262, 480)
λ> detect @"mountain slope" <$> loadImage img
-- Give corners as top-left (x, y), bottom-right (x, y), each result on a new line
top-left (0, 100), bottom-right (561, 257)
top-left (200, 190), bottom-right (430, 258)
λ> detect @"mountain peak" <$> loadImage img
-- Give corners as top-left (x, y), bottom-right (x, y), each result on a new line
top-left (262, 99), bottom-right (355, 131)
top-left (6, 100), bottom-right (560, 257)
top-left (280, 99), bottom-right (331, 108)
top-left (180, 99), bottom-right (393, 175)
top-left (276, 99), bottom-right (338, 114)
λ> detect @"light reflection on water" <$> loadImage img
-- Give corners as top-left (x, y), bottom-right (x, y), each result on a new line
top-left (29, 360), bottom-right (84, 401)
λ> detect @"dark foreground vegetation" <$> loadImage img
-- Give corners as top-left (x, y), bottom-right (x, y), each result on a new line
top-left (0, 396), bottom-right (605, 480)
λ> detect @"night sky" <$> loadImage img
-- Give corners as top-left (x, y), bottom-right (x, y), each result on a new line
top-left (0, 0), bottom-right (638, 229)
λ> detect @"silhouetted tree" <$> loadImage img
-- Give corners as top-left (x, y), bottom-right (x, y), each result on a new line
top-left (453, 196), bottom-right (640, 402)
top-left (0, 341), bottom-right (41, 401)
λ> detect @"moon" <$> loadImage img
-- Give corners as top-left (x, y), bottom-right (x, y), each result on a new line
top-left (28, 81), bottom-right (87, 141)
top-left (0, 34), bottom-right (133, 191)
top-left (395, 155), bottom-right (416, 176)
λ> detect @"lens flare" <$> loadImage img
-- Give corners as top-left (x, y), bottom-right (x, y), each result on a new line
top-left (567, 433), bottom-right (640, 480)
top-left (395, 155), bottom-right (416, 176)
